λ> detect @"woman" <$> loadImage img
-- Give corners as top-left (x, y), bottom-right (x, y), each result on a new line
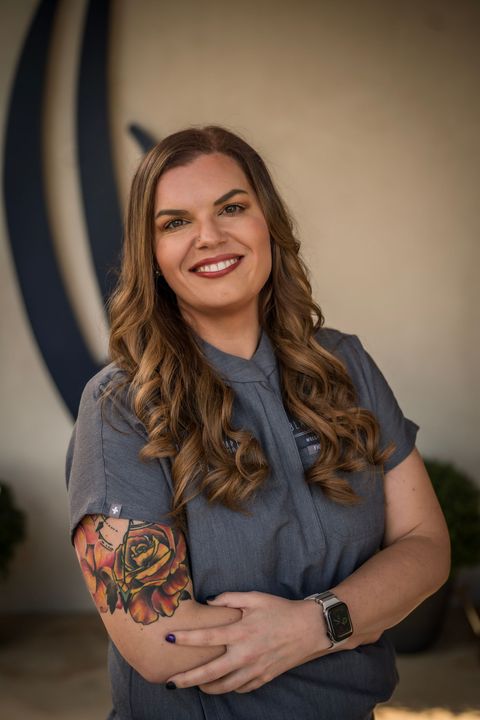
top-left (66, 125), bottom-right (450, 720)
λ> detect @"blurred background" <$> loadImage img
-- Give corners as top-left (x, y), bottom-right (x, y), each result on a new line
top-left (0, 0), bottom-right (479, 717)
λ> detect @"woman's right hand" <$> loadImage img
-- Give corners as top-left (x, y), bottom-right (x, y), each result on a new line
top-left (162, 591), bottom-right (335, 695)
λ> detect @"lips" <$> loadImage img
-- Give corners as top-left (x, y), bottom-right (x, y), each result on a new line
top-left (189, 254), bottom-right (243, 273)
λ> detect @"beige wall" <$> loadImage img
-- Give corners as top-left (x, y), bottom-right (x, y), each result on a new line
top-left (1, 0), bottom-right (479, 611)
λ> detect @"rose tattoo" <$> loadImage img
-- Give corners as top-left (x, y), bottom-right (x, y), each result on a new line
top-left (74, 516), bottom-right (191, 625)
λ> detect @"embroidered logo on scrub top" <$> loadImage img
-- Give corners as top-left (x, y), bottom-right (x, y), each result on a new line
top-left (287, 415), bottom-right (321, 456)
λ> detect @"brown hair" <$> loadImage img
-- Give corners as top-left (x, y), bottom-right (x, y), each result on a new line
top-left (107, 125), bottom-right (392, 525)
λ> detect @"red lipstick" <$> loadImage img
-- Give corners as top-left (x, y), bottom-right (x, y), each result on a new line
top-left (189, 254), bottom-right (243, 272)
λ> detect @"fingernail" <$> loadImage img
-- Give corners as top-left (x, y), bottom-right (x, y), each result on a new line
top-left (165, 681), bottom-right (176, 690)
top-left (165, 633), bottom-right (176, 643)
top-left (205, 595), bottom-right (216, 601)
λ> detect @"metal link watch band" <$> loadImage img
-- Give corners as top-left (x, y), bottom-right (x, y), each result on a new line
top-left (305, 590), bottom-right (339, 611)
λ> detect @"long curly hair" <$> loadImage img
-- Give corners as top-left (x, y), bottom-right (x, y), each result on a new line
top-left (107, 125), bottom-right (393, 525)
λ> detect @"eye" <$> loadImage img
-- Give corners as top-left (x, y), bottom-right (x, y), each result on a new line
top-left (163, 218), bottom-right (188, 231)
top-left (221, 203), bottom-right (245, 216)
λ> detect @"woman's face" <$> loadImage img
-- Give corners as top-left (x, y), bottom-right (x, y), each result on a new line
top-left (153, 153), bottom-right (271, 330)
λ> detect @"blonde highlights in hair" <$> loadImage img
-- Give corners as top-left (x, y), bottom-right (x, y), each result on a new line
top-left (107, 125), bottom-right (392, 526)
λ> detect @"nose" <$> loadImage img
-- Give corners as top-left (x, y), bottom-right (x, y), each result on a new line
top-left (193, 216), bottom-right (226, 249)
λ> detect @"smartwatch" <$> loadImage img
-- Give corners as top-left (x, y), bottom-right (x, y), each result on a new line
top-left (305, 591), bottom-right (353, 647)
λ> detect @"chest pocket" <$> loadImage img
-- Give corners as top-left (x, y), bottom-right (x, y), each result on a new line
top-left (288, 414), bottom-right (385, 542)
top-left (311, 470), bottom-right (385, 543)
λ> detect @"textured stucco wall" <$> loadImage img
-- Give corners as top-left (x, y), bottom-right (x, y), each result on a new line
top-left (1, 0), bottom-right (478, 611)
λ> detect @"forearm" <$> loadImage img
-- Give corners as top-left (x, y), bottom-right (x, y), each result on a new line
top-left (324, 449), bottom-right (452, 653)
top-left (331, 533), bottom-right (451, 649)
top-left (109, 600), bottom-right (242, 683)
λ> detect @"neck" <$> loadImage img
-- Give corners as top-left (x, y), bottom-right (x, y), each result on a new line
top-left (182, 307), bottom-right (261, 360)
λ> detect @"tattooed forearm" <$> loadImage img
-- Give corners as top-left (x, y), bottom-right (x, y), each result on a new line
top-left (74, 515), bottom-right (192, 625)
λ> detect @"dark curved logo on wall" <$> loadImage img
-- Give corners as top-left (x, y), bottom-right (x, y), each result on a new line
top-left (3, 0), bottom-right (156, 418)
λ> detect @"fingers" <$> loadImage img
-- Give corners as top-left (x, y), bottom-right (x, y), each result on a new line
top-left (198, 665), bottom-right (276, 694)
top-left (198, 666), bottom-right (257, 694)
top-left (166, 622), bottom-right (242, 647)
top-left (167, 655), bottom-right (233, 690)
top-left (166, 591), bottom-right (293, 694)
top-left (234, 676), bottom-right (268, 694)
top-left (172, 660), bottom-right (263, 694)
top-left (207, 591), bottom-right (263, 608)
top-left (167, 594), bottom-right (262, 646)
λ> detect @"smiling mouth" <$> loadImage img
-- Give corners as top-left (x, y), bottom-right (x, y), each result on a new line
top-left (191, 256), bottom-right (242, 274)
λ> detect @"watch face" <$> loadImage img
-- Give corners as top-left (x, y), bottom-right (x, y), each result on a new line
top-left (328, 602), bottom-right (353, 642)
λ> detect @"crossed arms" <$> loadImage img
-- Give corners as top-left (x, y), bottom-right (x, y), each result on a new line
top-left (73, 448), bottom-right (450, 692)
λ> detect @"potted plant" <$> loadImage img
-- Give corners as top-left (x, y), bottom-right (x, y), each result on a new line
top-left (387, 458), bottom-right (480, 653)
top-left (0, 481), bottom-right (26, 579)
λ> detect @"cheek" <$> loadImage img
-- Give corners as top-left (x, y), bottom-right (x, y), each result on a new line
top-left (153, 238), bottom-right (164, 268)
top-left (263, 236), bottom-right (273, 268)
top-left (154, 241), bottom-right (183, 276)
top-left (255, 224), bottom-right (272, 276)
top-left (245, 216), bottom-right (270, 253)
top-left (259, 246), bottom-right (272, 282)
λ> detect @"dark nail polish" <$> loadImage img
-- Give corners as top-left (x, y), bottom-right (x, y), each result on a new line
top-left (165, 633), bottom-right (176, 643)
top-left (205, 595), bottom-right (216, 601)
top-left (165, 681), bottom-right (177, 690)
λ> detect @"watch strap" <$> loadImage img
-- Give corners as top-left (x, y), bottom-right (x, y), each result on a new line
top-left (305, 590), bottom-right (339, 610)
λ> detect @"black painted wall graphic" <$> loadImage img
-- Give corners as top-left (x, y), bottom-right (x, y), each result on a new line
top-left (3, 0), bottom-right (156, 417)
top-left (77, 0), bottom-right (123, 302)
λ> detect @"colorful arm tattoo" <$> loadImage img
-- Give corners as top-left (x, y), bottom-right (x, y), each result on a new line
top-left (74, 515), bottom-right (192, 625)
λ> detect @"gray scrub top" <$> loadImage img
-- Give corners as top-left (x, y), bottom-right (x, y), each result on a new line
top-left (66, 327), bottom-right (419, 720)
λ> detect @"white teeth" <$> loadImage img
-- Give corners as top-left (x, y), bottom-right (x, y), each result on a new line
top-left (195, 257), bottom-right (240, 273)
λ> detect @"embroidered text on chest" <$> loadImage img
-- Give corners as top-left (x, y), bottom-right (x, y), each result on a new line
top-left (288, 416), bottom-right (321, 455)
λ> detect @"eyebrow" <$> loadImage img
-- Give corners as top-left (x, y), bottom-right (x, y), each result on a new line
top-left (154, 188), bottom-right (249, 219)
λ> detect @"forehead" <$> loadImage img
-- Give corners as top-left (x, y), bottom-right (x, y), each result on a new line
top-left (154, 153), bottom-right (252, 208)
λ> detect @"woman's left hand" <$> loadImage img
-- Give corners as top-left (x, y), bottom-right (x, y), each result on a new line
top-left (164, 591), bottom-right (332, 694)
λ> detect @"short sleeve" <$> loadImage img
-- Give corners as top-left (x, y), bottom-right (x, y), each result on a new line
top-left (65, 368), bottom-right (174, 539)
top-left (318, 329), bottom-right (419, 473)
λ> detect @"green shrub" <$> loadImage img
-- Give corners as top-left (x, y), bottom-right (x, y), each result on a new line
top-left (424, 459), bottom-right (480, 572)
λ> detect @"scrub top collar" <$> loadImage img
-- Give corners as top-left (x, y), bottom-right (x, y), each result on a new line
top-left (197, 328), bottom-right (278, 384)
